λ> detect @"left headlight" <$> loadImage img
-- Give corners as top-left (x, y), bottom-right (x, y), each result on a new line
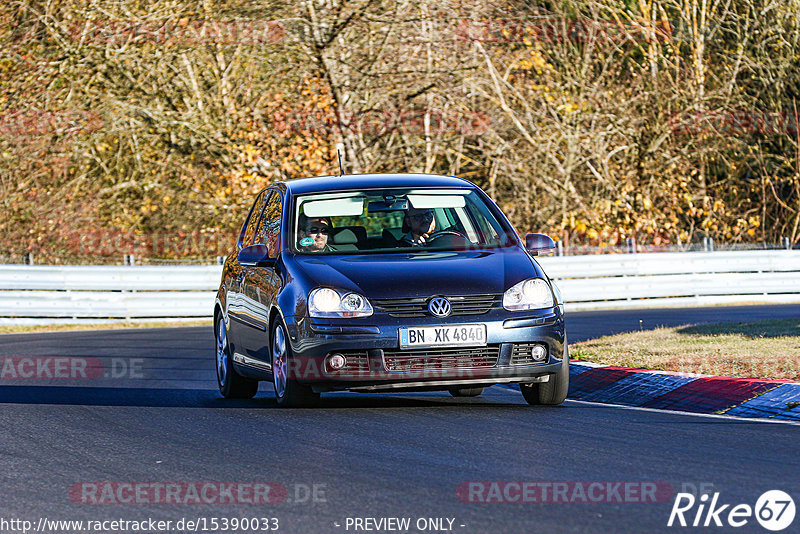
top-left (308, 288), bottom-right (374, 318)
top-left (503, 278), bottom-right (554, 311)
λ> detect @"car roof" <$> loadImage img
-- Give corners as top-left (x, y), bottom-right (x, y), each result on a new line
top-left (274, 173), bottom-right (476, 195)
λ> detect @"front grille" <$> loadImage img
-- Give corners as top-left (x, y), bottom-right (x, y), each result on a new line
top-left (327, 351), bottom-right (370, 373)
top-left (383, 346), bottom-right (500, 372)
top-left (373, 294), bottom-right (502, 318)
top-left (510, 343), bottom-right (548, 365)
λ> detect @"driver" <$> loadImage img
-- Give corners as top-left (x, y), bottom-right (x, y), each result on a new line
top-left (401, 207), bottom-right (435, 246)
top-left (298, 215), bottom-right (333, 253)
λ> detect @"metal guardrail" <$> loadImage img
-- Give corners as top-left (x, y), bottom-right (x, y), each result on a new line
top-left (538, 250), bottom-right (800, 310)
top-left (0, 250), bottom-right (798, 324)
top-left (0, 265), bottom-right (221, 324)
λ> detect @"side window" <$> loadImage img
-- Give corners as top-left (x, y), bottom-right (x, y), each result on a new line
top-left (241, 191), bottom-right (269, 247)
top-left (256, 191), bottom-right (283, 257)
top-left (252, 191), bottom-right (274, 245)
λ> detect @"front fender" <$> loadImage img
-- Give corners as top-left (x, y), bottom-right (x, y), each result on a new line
top-left (273, 253), bottom-right (310, 344)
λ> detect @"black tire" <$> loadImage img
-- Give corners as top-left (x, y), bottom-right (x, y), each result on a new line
top-left (520, 344), bottom-right (569, 406)
top-left (448, 386), bottom-right (485, 397)
top-left (271, 321), bottom-right (320, 408)
top-left (215, 316), bottom-right (258, 399)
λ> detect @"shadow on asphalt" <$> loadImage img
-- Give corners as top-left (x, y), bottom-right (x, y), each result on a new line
top-left (5, 385), bottom-right (788, 424)
top-left (0, 385), bottom-right (534, 409)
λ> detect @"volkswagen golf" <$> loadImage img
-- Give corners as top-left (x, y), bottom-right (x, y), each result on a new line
top-left (214, 173), bottom-right (567, 407)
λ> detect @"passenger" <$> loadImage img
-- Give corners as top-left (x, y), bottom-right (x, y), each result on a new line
top-left (298, 215), bottom-right (333, 253)
top-left (401, 207), bottom-right (435, 246)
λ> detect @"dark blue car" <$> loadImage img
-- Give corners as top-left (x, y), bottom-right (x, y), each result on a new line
top-left (214, 174), bottom-right (567, 407)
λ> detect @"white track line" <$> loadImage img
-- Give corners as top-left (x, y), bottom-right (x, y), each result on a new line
top-left (565, 399), bottom-right (800, 426)
top-left (492, 385), bottom-right (800, 426)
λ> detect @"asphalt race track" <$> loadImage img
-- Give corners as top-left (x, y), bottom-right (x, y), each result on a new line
top-left (1, 304), bottom-right (799, 533)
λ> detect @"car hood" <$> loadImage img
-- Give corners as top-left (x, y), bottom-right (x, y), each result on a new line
top-left (292, 248), bottom-right (543, 298)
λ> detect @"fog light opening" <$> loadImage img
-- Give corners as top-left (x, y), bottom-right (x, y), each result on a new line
top-left (531, 344), bottom-right (547, 362)
top-left (327, 353), bottom-right (346, 371)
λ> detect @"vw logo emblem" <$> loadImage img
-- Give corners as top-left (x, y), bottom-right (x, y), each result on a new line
top-left (428, 297), bottom-right (452, 318)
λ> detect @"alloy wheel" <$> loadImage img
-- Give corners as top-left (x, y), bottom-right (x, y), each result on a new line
top-left (216, 318), bottom-right (228, 387)
top-left (273, 324), bottom-right (288, 398)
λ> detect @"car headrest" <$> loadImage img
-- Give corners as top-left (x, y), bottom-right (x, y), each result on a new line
top-left (333, 229), bottom-right (358, 245)
top-left (383, 227), bottom-right (404, 240)
top-left (338, 226), bottom-right (367, 240)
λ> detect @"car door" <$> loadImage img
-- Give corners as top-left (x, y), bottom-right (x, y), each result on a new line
top-left (228, 190), bottom-right (269, 355)
top-left (238, 190), bottom-right (283, 364)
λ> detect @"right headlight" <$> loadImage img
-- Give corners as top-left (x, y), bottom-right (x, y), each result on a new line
top-left (308, 288), bottom-right (373, 318)
top-left (503, 278), bottom-right (554, 311)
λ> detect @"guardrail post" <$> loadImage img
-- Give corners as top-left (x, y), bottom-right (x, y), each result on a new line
top-left (216, 255), bottom-right (226, 264)
top-left (24, 252), bottom-right (34, 265)
top-left (703, 237), bottom-right (714, 252)
top-left (782, 236), bottom-right (791, 249)
top-left (123, 254), bottom-right (135, 266)
top-left (555, 241), bottom-right (564, 257)
top-left (626, 237), bottom-right (637, 253)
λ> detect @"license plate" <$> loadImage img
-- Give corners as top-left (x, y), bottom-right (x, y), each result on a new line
top-left (399, 324), bottom-right (486, 349)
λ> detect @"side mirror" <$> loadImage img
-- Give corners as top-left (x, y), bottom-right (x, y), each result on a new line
top-left (525, 233), bottom-right (556, 256)
top-left (237, 244), bottom-right (276, 267)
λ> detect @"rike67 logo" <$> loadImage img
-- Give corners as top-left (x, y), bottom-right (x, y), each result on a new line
top-left (668, 490), bottom-right (795, 531)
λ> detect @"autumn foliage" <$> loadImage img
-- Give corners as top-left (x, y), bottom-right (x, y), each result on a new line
top-left (1, 0), bottom-right (799, 262)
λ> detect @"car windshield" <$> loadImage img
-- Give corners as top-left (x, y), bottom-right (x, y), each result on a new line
top-left (292, 188), bottom-right (517, 254)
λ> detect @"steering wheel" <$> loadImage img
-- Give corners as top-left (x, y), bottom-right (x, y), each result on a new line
top-left (424, 230), bottom-right (470, 245)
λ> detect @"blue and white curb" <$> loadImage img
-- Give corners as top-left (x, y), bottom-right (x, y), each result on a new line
top-left (505, 361), bottom-right (800, 420)
top-left (567, 362), bottom-right (800, 420)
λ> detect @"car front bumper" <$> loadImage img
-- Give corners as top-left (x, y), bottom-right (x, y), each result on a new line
top-left (281, 306), bottom-right (566, 392)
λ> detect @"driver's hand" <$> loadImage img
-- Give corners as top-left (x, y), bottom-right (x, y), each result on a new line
top-left (412, 233), bottom-right (429, 246)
